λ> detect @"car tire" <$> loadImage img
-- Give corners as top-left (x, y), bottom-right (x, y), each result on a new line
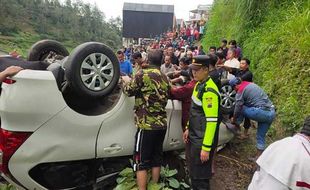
top-left (64, 42), bottom-right (120, 98)
top-left (220, 80), bottom-right (236, 115)
top-left (27, 40), bottom-right (69, 61)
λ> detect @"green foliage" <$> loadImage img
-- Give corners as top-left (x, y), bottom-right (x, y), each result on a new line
top-left (0, 184), bottom-right (17, 190)
top-left (0, 0), bottom-right (122, 56)
top-left (0, 32), bottom-right (41, 58)
top-left (114, 165), bottom-right (189, 190)
top-left (202, 0), bottom-right (310, 134)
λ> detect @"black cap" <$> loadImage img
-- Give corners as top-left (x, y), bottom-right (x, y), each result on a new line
top-left (189, 55), bottom-right (211, 70)
top-left (301, 116), bottom-right (310, 136)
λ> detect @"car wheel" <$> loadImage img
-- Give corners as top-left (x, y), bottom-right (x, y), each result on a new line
top-left (65, 42), bottom-right (120, 98)
top-left (220, 80), bottom-right (236, 114)
top-left (27, 40), bottom-right (69, 61)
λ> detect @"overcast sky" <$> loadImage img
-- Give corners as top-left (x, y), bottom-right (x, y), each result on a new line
top-left (83, 0), bottom-right (213, 20)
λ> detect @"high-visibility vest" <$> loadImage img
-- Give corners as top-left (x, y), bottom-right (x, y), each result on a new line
top-left (188, 77), bottom-right (221, 151)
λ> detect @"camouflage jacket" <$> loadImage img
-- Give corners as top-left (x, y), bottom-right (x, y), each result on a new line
top-left (123, 67), bottom-right (170, 130)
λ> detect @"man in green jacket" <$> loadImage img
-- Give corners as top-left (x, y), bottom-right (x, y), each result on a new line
top-left (122, 50), bottom-right (170, 190)
top-left (183, 55), bottom-right (221, 190)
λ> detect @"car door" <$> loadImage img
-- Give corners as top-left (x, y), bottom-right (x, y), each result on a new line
top-left (96, 94), bottom-right (136, 158)
top-left (96, 95), bottom-right (173, 158)
top-left (164, 100), bottom-right (185, 151)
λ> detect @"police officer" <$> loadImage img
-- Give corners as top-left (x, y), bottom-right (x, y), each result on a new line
top-left (183, 55), bottom-right (221, 190)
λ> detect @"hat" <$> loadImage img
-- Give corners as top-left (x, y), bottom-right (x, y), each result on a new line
top-left (189, 55), bottom-right (211, 70)
top-left (301, 116), bottom-right (310, 136)
top-left (229, 77), bottom-right (242, 87)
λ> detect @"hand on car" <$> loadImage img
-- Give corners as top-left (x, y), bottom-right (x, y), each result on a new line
top-left (200, 150), bottom-right (210, 163)
top-left (3, 66), bottom-right (23, 77)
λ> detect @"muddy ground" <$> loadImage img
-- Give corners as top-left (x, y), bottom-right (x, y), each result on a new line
top-left (210, 136), bottom-right (257, 190)
top-left (164, 129), bottom-right (259, 190)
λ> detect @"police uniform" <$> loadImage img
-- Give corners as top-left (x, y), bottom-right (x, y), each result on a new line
top-left (187, 55), bottom-right (221, 190)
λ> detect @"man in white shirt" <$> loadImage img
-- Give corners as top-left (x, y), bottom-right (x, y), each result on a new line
top-left (248, 116), bottom-right (310, 190)
top-left (224, 48), bottom-right (240, 79)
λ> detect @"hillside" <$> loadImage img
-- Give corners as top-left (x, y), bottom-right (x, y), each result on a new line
top-left (0, 0), bottom-right (122, 57)
top-left (202, 0), bottom-right (310, 135)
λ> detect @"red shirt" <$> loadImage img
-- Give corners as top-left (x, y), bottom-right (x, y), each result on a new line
top-left (170, 80), bottom-right (196, 130)
top-left (186, 28), bottom-right (191, 36)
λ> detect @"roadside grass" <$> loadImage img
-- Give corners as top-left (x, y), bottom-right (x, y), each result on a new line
top-left (0, 184), bottom-right (16, 190)
top-left (0, 32), bottom-right (78, 58)
top-left (202, 0), bottom-right (310, 135)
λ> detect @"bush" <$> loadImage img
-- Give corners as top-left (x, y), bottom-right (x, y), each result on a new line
top-left (202, 0), bottom-right (310, 134)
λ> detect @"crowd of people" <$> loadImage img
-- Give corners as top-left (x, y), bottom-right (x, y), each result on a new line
top-left (119, 35), bottom-right (309, 190)
top-left (0, 34), bottom-right (308, 189)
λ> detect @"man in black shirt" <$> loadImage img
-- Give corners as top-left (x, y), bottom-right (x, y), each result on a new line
top-left (217, 39), bottom-right (228, 58)
top-left (219, 57), bottom-right (253, 82)
top-left (208, 54), bottom-right (221, 90)
top-left (167, 46), bottom-right (179, 66)
top-left (231, 58), bottom-right (253, 82)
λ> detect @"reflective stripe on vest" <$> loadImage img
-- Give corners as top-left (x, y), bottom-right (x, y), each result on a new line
top-left (191, 93), bottom-right (202, 106)
top-left (206, 117), bottom-right (218, 122)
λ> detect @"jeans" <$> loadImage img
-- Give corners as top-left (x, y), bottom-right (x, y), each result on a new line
top-left (236, 106), bottom-right (275, 150)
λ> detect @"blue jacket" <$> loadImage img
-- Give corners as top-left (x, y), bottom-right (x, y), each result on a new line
top-left (119, 60), bottom-right (133, 75)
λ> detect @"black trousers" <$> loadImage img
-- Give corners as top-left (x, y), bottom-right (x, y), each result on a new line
top-left (191, 179), bottom-right (210, 190)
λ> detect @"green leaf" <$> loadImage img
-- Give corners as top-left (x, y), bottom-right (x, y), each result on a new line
top-left (168, 178), bottom-right (180, 189)
top-left (159, 182), bottom-right (166, 188)
top-left (0, 184), bottom-right (17, 190)
top-left (180, 182), bottom-right (190, 189)
top-left (147, 182), bottom-right (162, 190)
top-left (163, 188), bottom-right (173, 190)
top-left (160, 166), bottom-right (166, 176)
top-left (119, 168), bottom-right (134, 177)
top-left (166, 169), bottom-right (178, 177)
top-left (114, 181), bottom-right (136, 190)
top-left (116, 177), bottom-right (127, 184)
top-left (129, 159), bottom-right (134, 167)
